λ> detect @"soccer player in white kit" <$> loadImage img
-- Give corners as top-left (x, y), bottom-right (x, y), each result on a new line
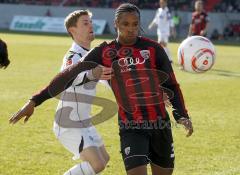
top-left (55, 10), bottom-right (110, 175)
top-left (148, 0), bottom-right (175, 62)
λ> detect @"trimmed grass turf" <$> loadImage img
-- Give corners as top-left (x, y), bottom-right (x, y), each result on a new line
top-left (0, 32), bottom-right (240, 175)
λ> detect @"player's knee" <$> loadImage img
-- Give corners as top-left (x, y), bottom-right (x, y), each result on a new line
top-left (91, 161), bottom-right (106, 173)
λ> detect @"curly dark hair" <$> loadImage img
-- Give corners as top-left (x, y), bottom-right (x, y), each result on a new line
top-left (0, 39), bottom-right (10, 69)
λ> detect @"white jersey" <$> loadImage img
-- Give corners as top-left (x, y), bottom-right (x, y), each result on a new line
top-left (53, 42), bottom-right (104, 160)
top-left (55, 42), bottom-right (96, 128)
top-left (152, 7), bottom-right (174, 36)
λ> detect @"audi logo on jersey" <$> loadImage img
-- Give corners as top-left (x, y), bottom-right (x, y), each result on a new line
top-left (118, 57), bottom-right (145, 67)
top-left (118, 50), bottom-right (150, 68)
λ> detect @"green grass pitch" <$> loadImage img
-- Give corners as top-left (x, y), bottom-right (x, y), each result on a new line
top-left (0, 32), bottom-right (240, 175)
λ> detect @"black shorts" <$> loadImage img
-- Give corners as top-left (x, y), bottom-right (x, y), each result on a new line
top-left (119, 121), bottom-right (174, 171)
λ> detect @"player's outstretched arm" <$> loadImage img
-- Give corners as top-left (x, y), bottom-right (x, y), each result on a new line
top-left (9, 100), bottom-right (35, 124)
top-left (8, 65), bottom-right (112, 124)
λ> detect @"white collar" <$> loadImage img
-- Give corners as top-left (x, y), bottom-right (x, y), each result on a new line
top-left (70, 42), bottom-right (89, 53)
top-left (159, 7), bottom-right (169, 11)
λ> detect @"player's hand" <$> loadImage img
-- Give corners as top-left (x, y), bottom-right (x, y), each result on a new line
top-left (9, 100), bottom-right (35, 124)
top-left (177, 118), bottom-right (193, 137)
top-left (92, 65), bottom-right (113, 80)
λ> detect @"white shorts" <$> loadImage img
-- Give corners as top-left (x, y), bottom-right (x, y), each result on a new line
top-left (53, 122), bottom-right (104, 160)
top-left (157, 33), bottom-right (169, 43)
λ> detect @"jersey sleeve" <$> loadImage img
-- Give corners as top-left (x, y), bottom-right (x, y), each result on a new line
top-left (155, 45), bottom-right (189, 121)
top-left (60, 51), bottom-right (90, 87)
top-left (152, 10), bottom-right (159, 25)
top-left (82, 45), bottom-right (103, 65)
top-left (31, 43), bottom-right (104, 106)
top-left (62, 53), bottom-right (82, 70)
top-left (73, 44), bottom-right (104, 86)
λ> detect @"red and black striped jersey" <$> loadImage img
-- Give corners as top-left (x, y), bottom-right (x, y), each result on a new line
top-left (191, 11), bottom-right (209, 35)
top-left (31, 36), bottom-right (189, 124)
top-left (83, 36), bottom-right (188, 123)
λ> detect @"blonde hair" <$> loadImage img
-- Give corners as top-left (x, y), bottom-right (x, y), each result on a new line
top-left (64, 10), bottom-right (92, 37)
top-left (195, 0), bottom-right (203, 6)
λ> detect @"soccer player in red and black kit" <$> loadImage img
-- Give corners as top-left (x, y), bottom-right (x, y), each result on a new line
top-left (10, 3), bottom-right (193, 175)
top-left (188, 0), bottom-right (209, 37)
top-left (0, 39), bottom-right (10, 69)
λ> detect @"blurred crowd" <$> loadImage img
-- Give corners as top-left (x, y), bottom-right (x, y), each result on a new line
top-left (210, 22), bottom-right (240, 40)
top-left (213, 0), bottom-right (240, 13)
top-left (1, 0), bottom-right (240, 12)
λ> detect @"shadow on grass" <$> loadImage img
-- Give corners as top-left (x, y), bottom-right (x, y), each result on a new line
top-left (210, 68), bottom-right (240, 78)
top-left (173, 63), bottom-right (240, 78)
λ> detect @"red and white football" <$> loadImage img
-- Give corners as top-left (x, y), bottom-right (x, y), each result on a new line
top-left (178, 36), bottom-right (216, 73)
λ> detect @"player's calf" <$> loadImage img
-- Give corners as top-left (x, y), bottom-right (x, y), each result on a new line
top-left (80, 146), bottom-right (109, 174)
top-left (64, 161), bottom-right (96, 175)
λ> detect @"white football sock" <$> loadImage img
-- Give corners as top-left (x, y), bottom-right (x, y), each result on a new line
top-left (64, 162), bottom-right (96, 175)
top-left (163, 47), bottom-right (173, 62)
